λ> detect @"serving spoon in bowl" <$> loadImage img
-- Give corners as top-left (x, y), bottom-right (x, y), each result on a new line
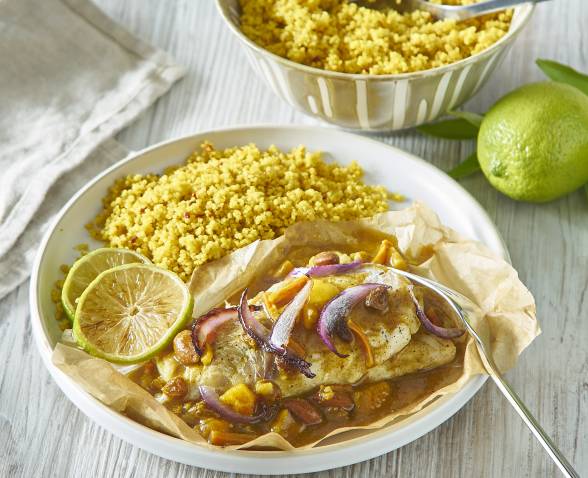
top-left (351, 0), bottom-right (551, 21)
top-left (389, 267), bottom-right (579, 477)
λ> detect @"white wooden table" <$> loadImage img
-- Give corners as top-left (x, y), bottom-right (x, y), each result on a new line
top-left (1, 1), bottom-right (587, 476)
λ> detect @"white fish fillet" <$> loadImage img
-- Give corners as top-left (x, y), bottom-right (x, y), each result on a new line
top-left (156, 264), bottom-right (456, 398)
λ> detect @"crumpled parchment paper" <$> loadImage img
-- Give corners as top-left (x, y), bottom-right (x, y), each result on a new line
top-left (53, 202), bottom-right (539, 450)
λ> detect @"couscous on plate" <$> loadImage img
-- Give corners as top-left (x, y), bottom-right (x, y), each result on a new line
top-left (88, 143), bottom-right (391, 280)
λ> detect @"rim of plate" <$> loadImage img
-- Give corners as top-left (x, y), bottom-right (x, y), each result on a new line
top-left (30, 124), bottom-right (508, 475)
top-left (215, 1), bottom-right (534, 82)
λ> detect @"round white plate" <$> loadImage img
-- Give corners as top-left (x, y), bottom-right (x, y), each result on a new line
top-left (30, 125), bottom-right (507, 475)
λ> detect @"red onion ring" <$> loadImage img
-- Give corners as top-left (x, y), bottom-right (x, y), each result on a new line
top-left (237, 289), bottom-right (273, 349)
top-left (238, 288), bottom-right (315, 378)
top-left (269, 280), bottom-right (312, 351)
top-left (289, 259), bottom-right (363, 278)
top-left (317, 283), bottom-right (386, 357)
top-left (274, 351), bottom-right (315, 379)
top-left (198, 385), bottom-right (276, 424)
top-left (191, 305), bottom-right (261, 355)
top-left (407, 287), bottom-right (465, 339)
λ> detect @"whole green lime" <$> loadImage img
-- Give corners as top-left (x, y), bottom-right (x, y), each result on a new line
top-left (478, 81), bottom-right (588, 202)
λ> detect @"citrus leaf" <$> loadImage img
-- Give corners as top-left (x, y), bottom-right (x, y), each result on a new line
top-left (447, 110), bottom-right (484, 128)
top-left (417, 119), bottom-right (479, 140)
top-left (448, 152), bottom-right (481, 180)
top-left (536, 59), bottom-right (588, 96)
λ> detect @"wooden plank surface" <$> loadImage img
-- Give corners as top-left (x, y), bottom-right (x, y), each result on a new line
top-left (1, 0), bottom-right (587, 476)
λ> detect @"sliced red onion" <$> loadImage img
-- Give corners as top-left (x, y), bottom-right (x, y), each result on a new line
top-left (238, 289), bottom-right (272, 349)
top-left (290, 259), bottom-right (362, 278)
top-left (238, 288), bottom-right (315, 379)
top-left (317, 283), bottom-right (386, 357)
top-left (269, 280), bottom-right (312, 350)
top-left (408, 287), bottom-right (465, 339)
top-left (198, 385), bottom-right (275, 424)
top-left (274, 348), bottom-right (315, 379)
top-left (191, 305), bottom-right (261, 355)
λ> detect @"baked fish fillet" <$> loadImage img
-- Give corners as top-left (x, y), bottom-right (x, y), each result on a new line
top-left (155, 265), bottom-right (456, 399)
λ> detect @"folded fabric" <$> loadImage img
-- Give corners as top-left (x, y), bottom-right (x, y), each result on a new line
top-left (0, 140), bottom-right (130, 300)
top-left (0, 0), bottom-right (185, 300)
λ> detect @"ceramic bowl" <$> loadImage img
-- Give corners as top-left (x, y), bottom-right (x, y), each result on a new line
top-left (216, 1), bottom-right (534, 131)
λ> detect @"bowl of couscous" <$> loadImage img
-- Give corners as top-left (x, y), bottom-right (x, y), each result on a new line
top-left (216, 0), bottom-right (534, 131)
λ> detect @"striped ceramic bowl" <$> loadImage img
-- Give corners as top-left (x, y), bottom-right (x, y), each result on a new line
top-left (216, 1), bottom-right (534, 132)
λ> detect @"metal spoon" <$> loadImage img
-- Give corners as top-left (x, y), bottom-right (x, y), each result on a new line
top-left (351, 0), bottom-right (551, 21)
top-left (389, 267), bottom-right (579, 477)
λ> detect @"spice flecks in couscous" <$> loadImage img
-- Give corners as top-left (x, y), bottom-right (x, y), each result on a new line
top-left (88, 143), bottom-right (389, 281)
top-left (239, 0), bottom-right (512, 75)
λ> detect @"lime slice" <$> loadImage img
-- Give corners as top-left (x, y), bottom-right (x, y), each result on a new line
top-left (73, 264), bottom-right (193, 364)
top-left (62, 248), bottom-right (150, 322)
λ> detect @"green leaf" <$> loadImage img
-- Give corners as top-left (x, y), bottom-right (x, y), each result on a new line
top-left (585, 184), bottom-right (588, 202)
top-left (448, 152), bottom-right (481, 180)
top-left (447, 109), bottom-right (484, 128)
top-left (536, 59), bottom-right (588, 96)
top-left (417, 118), bottom-right (479, 140)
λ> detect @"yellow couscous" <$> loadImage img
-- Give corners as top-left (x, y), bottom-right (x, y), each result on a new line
top-left (88, 143), bottom-right (390, 281)
top-left (239, 0), bottom-right (512, 75)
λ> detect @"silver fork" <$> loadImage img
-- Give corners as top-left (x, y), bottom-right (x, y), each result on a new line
top-left (389, 267), bottom-right (579, 477)
top-left (351, 0), bottom-right (551, 20)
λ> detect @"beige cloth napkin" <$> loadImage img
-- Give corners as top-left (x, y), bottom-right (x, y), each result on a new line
top-left (0, 0), bottom-right (185, 299)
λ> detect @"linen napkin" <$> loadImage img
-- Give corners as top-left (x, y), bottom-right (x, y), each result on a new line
top-left (0, 0), bottom-right (185, 300)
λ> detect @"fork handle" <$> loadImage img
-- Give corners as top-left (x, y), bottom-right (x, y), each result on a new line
top-left (459, 0), bottom-right (552, 14)
top-left (487, 370), bottom-right (579, 477)
top-left (389, 268), bottom-right (578, 475)
top-left (425, 0), bottom-right (552, 20)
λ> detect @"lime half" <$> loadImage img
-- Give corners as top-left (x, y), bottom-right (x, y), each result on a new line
top-left (73, 264), bottom-right (193, 364)
top-left (62, 248), bottom-right (150, 322)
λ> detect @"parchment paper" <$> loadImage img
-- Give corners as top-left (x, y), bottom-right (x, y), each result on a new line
top-left (52, 202), bottom-right (539, 451)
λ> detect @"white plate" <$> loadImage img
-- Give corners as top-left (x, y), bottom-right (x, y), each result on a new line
top-left (30, 125), bottom-right (507, 475)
